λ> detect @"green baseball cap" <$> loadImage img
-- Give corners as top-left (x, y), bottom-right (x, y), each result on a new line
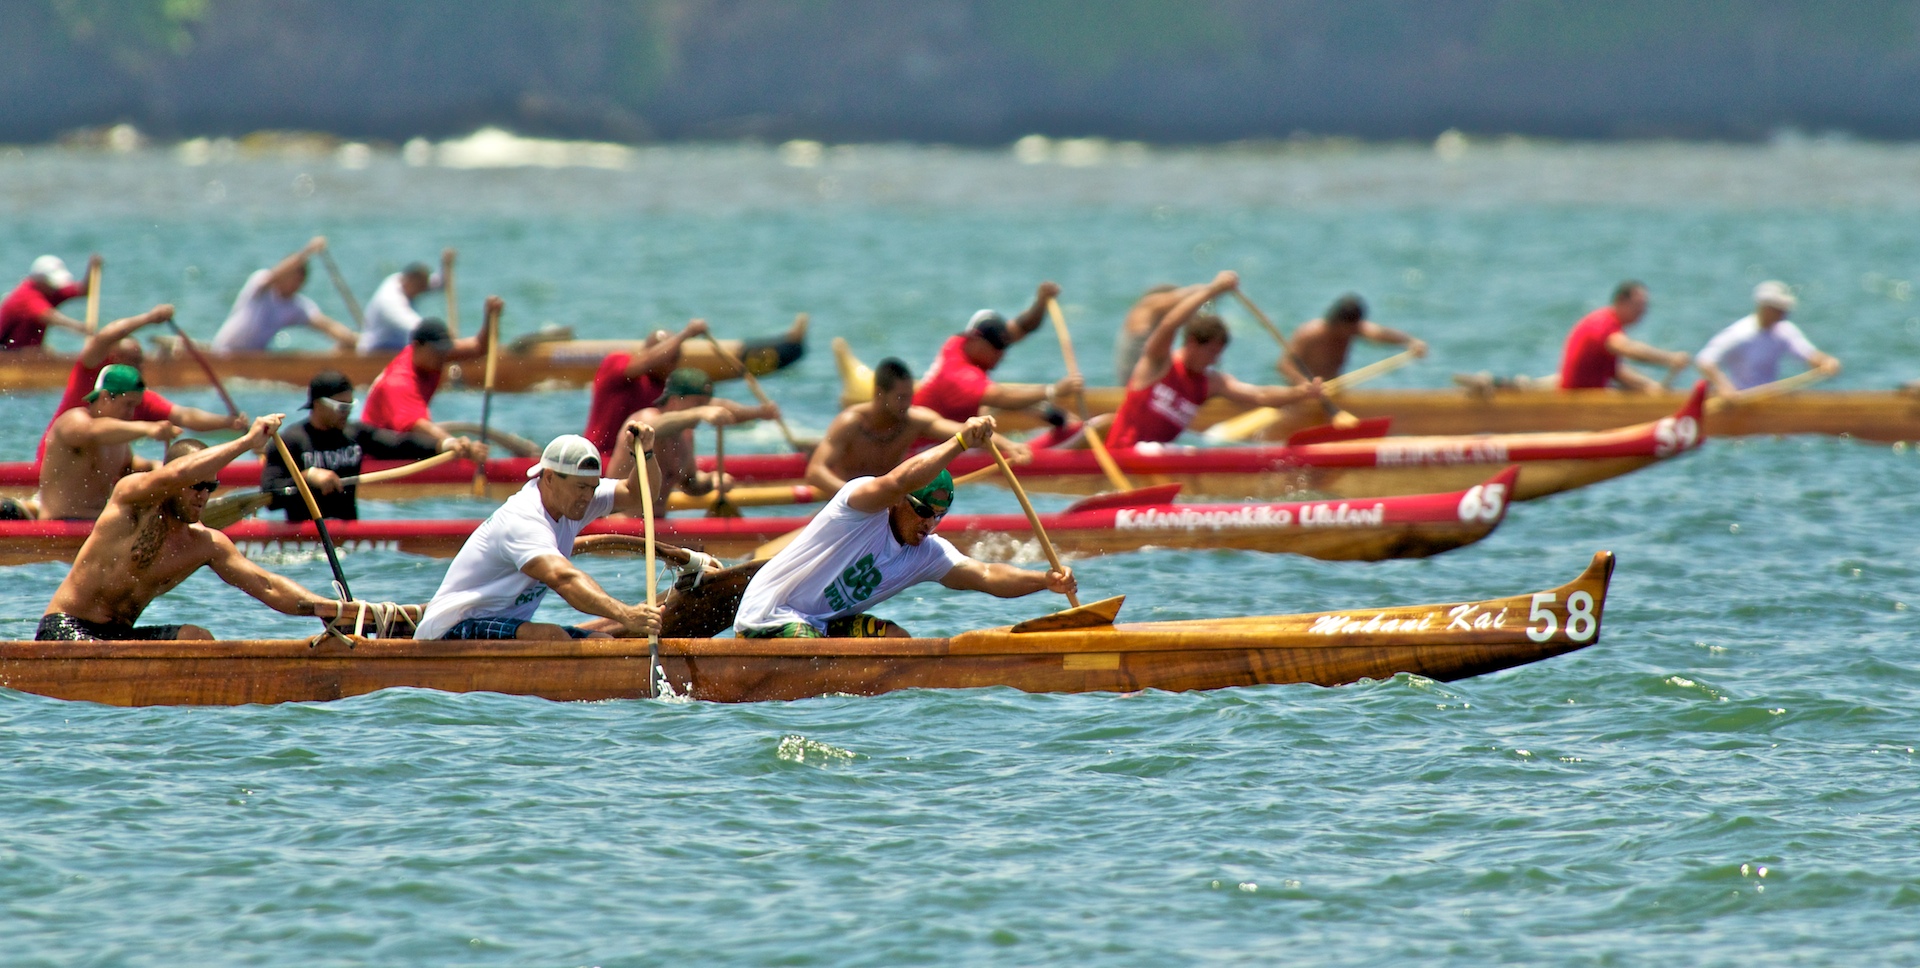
top-left (654, 366), bottom-right (715, 404)
top-left (904, 469), bottom-right (955, 518)
top-left (85, 364), bottom-right (146, 402)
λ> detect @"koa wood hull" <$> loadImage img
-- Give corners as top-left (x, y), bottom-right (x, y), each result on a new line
top-left (0, 552), bottom-right (1614, 706)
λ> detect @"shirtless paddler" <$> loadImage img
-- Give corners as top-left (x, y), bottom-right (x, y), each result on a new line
top-left (806, 356), bottom-right (1030, 497)
top-left (39, 413), bottom-right (346, 641)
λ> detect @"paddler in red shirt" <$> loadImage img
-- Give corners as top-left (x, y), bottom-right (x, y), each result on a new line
top-left (1105, 271), bottom-right (1326, 449)
top-left (1558, 281), bottom-right (1692, 392)
top-left (581, 317), bottom-right (708, 464)
top-left (912, 281), bottom-right (1082, 425)
top-left (0, 254), bottom-right (99, 352)
top-left (358, 298), bottom-right (493, 456)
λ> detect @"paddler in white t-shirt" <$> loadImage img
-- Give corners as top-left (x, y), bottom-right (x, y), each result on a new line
top-left (413, 426), bottom-right (665, 641)
top-left (211, 236), bottom-right (358, 353)
top-left (1694, 280), bottom-right (1841, 396)
top-left (734, 415), bottom-right (1076, 639)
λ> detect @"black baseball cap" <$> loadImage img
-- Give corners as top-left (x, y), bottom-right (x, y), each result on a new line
top-left (303, 370), bottom-right (354, 408)
top-left (412, 318), bottom-right (453, 348)
top-left (964, 310), bottom-right (1012, 350)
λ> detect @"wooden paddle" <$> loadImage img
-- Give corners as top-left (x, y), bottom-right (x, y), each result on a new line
top-left (703, 332), bottom-right (807, 452)
top-left (471, 302), bottom-right (500, 497)
top-left (442, 249), bottom-right (459, 337)
top-left (165, 320), bottom-right (244, 420)
top-left (316, 249), bottom-right (365, 329)
top-left (1207, 346), bottom-right (1421, 442)
top-left (272, 431), bottom-right (354, 602)
top-left (634, 434), bottom-right (665, 697)
top-left (201, 451), bottom-right (462, 528)
top-left (1046, 298), bottom-right (1132, 491)
top-left (84, 259), bottom-right (100, 335)
top-left (1705, 367), bottom-right (1833, 414)
top-left (986, 439), bottom-right (1126, 628)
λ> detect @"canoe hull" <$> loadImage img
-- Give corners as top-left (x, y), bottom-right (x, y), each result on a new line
top-left (0, 468), bottom-right (1518, 565)
top-left (0, 552), bottom-right (1613, 706)
top-left (0, 327), bottom-right (805, 393)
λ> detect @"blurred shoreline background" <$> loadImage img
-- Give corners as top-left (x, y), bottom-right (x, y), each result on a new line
top-left (10, 0), bottom-right (1920, 149)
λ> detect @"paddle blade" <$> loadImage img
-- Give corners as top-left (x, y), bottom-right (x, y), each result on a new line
top-left (1010, 595), bottom-right (1125, 633)
top-left (1285, 417), bottom-right (1393, 447)
top-left (1062, 484), bottom-right (1184, 514)
top-left (202, 490), bottom-right (273, 529)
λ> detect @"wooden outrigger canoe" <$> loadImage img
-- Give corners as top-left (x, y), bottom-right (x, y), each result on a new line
top-left (704, 383), bottom-right (1708, 503)
top-left (0, 384), bottom-right (1700, 506)
top-left (0, 551), bottom-right (1614, 706)
top-left (0, 468), bottom-right (1520, 565)
top-left (836, 339), bottom-right (1920, 442)
top-left (0, 316), bottom-right (807, 393)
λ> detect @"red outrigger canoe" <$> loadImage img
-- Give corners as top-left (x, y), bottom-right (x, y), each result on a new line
top-left (0, 384), bottom-right (1706, 506)
top-left (0, 468), bottom-right (1520, 566)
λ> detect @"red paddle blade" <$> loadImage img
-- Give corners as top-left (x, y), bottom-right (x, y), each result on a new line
top-left (1062, 484), bottom-right (1184, 514)
top-left (1286, 417), bottom-right (1393, 447)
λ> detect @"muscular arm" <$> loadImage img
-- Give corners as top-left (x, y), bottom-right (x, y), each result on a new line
top-left (79, 304), bottom-right (173, 368)
top-left (804, 411), bottom-right (862, 495)
top-left (1214, 372), bottom-right (1325, 409)
top-left (624, 319), bottom-right (708, 378)
top-left (610, 423), bottom-right (667, 517)
top-left (1006, 282), bottom-right (1060, 342)
top-left (939, 559), bottom-right (1063, 598)
top-left (644, 405), bottom-right (729, 436)
top-left (1603, 331), bottom-right (1684, 368)
top-left (41, 308), bottom-right (89, 335)
top-left (1358, 320), bottom-right (1424, 353)
top-left (844, 416), bottom-right (992, 513)
top-left (207, 531), bottom-right (338, 615)
top-left (268, 238), bottom-right (324, 293)
top-left (168, 404), bottom-right (247, 433)
top-left (1131, 277), bottom-right (1230, 390)
top-left (51, 410), bottom-right (173, 449)
top-left (521, 553), bottom-right (650, 630)
top-left (446, 295), bottom-right (500, 362)
top-left (307, 312), bottom-right (359, 349)
top-left (117, 416), bottom-right (277, 506)
top-left (978, 382), bottom-right (1050, 410)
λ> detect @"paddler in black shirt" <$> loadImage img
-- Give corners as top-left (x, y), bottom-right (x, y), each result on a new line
top-left (260, 370), bottom-right (483, 521)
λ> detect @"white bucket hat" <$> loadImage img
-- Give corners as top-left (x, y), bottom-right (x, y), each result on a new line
top-left (1753, 280), bottom-right (1797, 312)
top-left (528, 434), bottom-right (604, 478)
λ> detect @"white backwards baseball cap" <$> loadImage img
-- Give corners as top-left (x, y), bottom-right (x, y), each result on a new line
top-left (29, 255), bottom-right (73, 289)
top-left (1753, 280), bottom-right (1797, 312)
top-left (529, 434), bottom-right (604, 478)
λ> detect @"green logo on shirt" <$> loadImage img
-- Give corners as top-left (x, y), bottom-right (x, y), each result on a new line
top-left (823, 554), bottom-right (883, 611)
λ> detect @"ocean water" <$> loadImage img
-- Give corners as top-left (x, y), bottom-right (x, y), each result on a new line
top-left (2, 139), bottom-right (1919, 965)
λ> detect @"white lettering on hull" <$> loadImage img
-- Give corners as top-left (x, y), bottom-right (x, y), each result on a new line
top-left (1112, 503), bottom-right (1386, 531)
top-left (238, 540), bottom-right (402, 555)
top-left (1373, 440), bottom-right (1510, 467)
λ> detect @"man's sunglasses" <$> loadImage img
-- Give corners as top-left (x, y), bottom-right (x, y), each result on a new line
top-left (315, 396), bottom-right (355, 414)
top-left (904, 493), bottom-right (947, 519)
top-left (190, 481), bottom-right (220, 493)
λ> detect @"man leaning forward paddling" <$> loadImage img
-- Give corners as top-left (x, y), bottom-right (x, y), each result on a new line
top-left (39, 414), bottom-right (349, 641)
top-left (413, 426), bottom-right (666, 641)
top-left (735, 415), bottom-right (1076, 639)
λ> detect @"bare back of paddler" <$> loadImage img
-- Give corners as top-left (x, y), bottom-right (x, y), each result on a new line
top-left (1281, 294), bottom-right (1427, 383)
top-left (36, 363), bottom-right (180, 521)
top-left (40, 414), bottom-right (341, 642)
top-left (807, 356), bottom-right (1027, 496)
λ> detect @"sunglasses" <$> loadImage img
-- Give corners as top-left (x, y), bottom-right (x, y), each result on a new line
top-left (314, 396), bottom-right (355, 415)
top-left (190, 481), bottom-right (220, 493)
top-left (903, 493), bottom-right (948, 519)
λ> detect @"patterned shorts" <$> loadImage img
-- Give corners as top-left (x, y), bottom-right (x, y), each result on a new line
top-left (36, 612), bottom-right (185, 642)
top-left (739, 613), bottom-right (896, 639)
top-left (442, 617), bottom-right (594, 640)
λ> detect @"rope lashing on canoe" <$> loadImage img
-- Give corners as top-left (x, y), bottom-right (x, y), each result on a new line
top-left (328, 594), bottom-right (422, 639)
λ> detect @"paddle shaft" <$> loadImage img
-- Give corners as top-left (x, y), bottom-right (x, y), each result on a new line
top-left (710, 422), bottom-right (735, 515)
top-left (316, 249), bottom-right (365, 329)
top-left (1707, 367), bottom-right (1831, 413)
top-left (1046, 299), bottom-right (1132, 492)
top-left (165, 320), bottom-right (243, 418)
top-left (268, 450), bottom-right (460, 495)
top-left (84, 262), bottom-right (100, 334)
top-left (1232, 289), bottom-right (1353, 423)
top-left (703, 333), bottom-right (803, 451)
top-left (471, 307), bottom-right (499, 496)
top-left (986, 440), bottom-right (1078, 608)
top-left (272, 432), bottom-right (353, 601)
top-left (635, 435), bottom-right (662, 695)
top-left (1325, 348), bottom-right (1420, 394)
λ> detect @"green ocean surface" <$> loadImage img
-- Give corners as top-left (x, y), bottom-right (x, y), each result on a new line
top-left (2, 140), bottom-right (1918, 966)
